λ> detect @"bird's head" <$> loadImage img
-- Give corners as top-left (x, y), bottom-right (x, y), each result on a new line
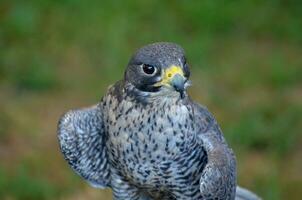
top-left (124, 42), bottom-right (191, 99)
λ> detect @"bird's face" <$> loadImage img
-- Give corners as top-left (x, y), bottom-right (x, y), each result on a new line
top-left (125, 42), bottom-right (191, 98)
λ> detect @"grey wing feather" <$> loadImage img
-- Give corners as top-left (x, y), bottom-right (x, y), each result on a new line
top-left (236, 186), bottom-right (261, 200)
top-left (192, 102), bottom-right (237, 199)
top-left (57, 104), bottom-right (110, 188)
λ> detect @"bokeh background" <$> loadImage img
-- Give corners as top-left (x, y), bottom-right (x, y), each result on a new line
top-left (1, 0), bottom-right (302, 199)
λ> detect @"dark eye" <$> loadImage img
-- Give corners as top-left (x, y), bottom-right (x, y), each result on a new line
top-left (142, 64), bottom-right (156, 75)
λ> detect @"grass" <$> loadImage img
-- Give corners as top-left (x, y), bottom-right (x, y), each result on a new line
top-left (0, 0), bottom-right (301, 199)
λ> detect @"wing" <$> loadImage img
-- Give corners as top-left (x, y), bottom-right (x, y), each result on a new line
top-left (192, 102), bottom-right (237, 199)
top-left (57, 104), bottom-right (110, 188)
top-left (236, 186), bottom-right (261, 200)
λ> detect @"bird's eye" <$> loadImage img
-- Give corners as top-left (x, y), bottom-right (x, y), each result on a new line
top-left (142, 64), bottom-right (156, 75)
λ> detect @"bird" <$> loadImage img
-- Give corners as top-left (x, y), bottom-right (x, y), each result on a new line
top-left (58, 42), bottom-right (261, 200)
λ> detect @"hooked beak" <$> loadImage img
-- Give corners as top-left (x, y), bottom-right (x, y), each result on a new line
top-left (154, 65), bottom-right (187, 98)
top-left (171, 73), bottom-right (186, 97)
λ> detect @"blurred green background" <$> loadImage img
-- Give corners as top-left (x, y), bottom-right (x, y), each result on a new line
top-left (0, 0), bottom-right (301, 199)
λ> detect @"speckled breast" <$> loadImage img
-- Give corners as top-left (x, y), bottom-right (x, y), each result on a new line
top-left (103, 93), bottom-right (207, 189)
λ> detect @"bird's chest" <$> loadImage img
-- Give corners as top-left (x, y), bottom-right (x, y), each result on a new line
top-left (105, 97), bottom-right (197, 184)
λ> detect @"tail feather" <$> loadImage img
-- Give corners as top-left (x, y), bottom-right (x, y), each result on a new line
top-left (235, 186), bottom-right (261, 200)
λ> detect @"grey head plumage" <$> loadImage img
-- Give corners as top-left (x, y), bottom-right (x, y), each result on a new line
top-left (58, 42), bottom-right (261, 200)
top-left (124, 42), bottom-right (191, 99)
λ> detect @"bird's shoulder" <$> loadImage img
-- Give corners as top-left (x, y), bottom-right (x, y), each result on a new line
top-left (189, 101), bottom-right (216, 133)
top-left (188, 100), bottom-right (227, 149)
top-left (103, 80), bottom-right (125, 103)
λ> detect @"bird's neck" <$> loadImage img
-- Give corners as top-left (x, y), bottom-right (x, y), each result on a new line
top-left (122, 81), bottom-right (189, 106)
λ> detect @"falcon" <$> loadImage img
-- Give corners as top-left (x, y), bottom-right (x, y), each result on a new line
top-left (58, 42), bottom-right (260, 200)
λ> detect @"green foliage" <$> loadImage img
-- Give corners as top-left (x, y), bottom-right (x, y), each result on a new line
top-left (2, 64), bottom-right (56, 92)
top-left (0, 112), bottom-right (11, 140)
top-left (226, 104), bottom-right (301, 156)
top-left (0, 166), bottom-right (59, 200)
top-left (0, 0), bottom-right (301, 199)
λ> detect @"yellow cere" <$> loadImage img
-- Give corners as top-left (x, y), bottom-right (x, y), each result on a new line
top-left (155, 65), bottom-right (184, 86)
